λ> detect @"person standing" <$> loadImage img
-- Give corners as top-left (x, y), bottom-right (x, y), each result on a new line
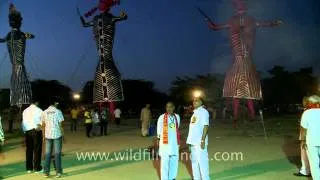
top-left (300, 95), bottom-right (320, 180)
top-left (70, 107), bottom-right (79, 132)
top-left (157, 102), bottom-right (180, 180)
top-left (294, 96), bottom-right (311, 177)
top-left (92, 109), bottom-right (100, 136)
top-left (22, 101), bottom-right (43, 173)
top-left (41, 101), bottom-right (64, 178)
top-left (114, 107), bottom-right (121, 126)
top-left (187, 97), bottom-right (210, 180)
top-left (100, 107), bottom-right (109, 136)
top-left (140, 104), bottom-right (152, 137)
top-left (0, 115), bottom-right (5, 160)
top-left (84, 108), bottom-right (93, 138)
top-left (222, 107), bottom-right (227, 120)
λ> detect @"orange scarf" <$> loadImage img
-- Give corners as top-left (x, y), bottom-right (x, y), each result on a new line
top-left (306, 103), bottom-right (320, 109)
top-left (163, 113), bottom-right (180, 145)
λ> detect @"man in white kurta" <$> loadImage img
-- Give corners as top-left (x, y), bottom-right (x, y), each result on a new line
top-left (157, 102), bottom-right (180, 180)
top-left (187, 98), bottom-right (210, 180)
top-left (141, 104), bottom-right (152, 136)
top-left (300, 95), bottom-right (320, 180)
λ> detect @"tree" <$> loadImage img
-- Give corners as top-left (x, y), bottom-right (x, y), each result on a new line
top-left (31, 79), bottom-right (72, 109)
top-left (169, 74), bottom-right (224, 107)
top-left (0, 89), bottom-right (10, 110)
top-left (262, 66), bottom-right (318, 105)
top-left (81, 81), bottom-right (94, 104)
top-left (81, 79), bottom-right (169, 113)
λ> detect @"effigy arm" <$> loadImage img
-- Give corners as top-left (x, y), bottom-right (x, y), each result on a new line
top-left (77, 7), bottom-right (94, 27)
top-left (24, 32), bottom-right (35, 39)
top-left (208, 21), bottom-right (229, 31)
top-left (196, 7), bottom-right (228, 30)
top-left (112, 11), bottom-right (128, 23)
top-left (256, 20), bottom-right (282, 27)
top-left (80, 16), bottom-right (94, 27)
top-left (0, 38), bottom-right (5, 43)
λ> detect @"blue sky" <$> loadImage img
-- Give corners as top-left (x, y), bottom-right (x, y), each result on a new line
top-left (0, 0), bottom-right (319, 92)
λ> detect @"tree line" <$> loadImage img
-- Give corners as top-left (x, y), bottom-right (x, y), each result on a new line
top-left (0, 66), bottom-right (318, 111)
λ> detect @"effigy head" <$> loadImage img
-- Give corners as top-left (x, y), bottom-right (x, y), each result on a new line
top-left (232, 0), bottom-right (247, 14)
top-left (85, 0), bottom-right (120, 18)
top-left (8, 3), bottom-right (22, 29)
top-left (99, 0), bottom-right (120, 12)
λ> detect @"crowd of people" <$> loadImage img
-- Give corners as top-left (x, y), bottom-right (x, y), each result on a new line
top-left (0, 94), bottom-right (319, 179)
top-left (69, 105), bottom-right (121, 137)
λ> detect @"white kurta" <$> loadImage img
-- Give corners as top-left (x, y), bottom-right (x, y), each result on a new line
top-left (301, 109), bottom-right (320, 180)
top-left (187, 106), bottom-right (210, 180)
top-left (157, 113), bottom-right (180, 156)
top-left (157, 113), bottom-right (180, 180)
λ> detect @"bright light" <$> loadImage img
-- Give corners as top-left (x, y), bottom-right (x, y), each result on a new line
top-left (193, 90), bottom-right (202, 98)
top-left (73, 93), bottom-right (80, 100)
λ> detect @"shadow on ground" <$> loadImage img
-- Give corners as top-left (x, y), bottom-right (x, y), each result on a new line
top-left (0, 147), bottom-right (150, 179)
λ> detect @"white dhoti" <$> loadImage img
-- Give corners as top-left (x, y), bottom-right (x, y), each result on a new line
top-left (160, 154), bottom-right (179, 180)
top-left (299, 143), bottom-right (310, 175)
top-left (141, 119), bottom-right (150, 136)
top-left (307, 146), bottom-right (320, 180)
top-left (190, 145), bottom-right (210, 180)
top-left (141, 107), bottom-right (152, 136)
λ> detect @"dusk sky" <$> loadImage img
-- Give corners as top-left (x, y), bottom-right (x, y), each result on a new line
top-left (0, 0), bottom-right (319, 93)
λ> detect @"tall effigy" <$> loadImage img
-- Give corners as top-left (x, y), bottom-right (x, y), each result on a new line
top-left (0, 4), bottom-right (34, 106)
top-left (199, 0), bottom-right (282, 124)
top-left (78, 0), bottom-right (127, 102)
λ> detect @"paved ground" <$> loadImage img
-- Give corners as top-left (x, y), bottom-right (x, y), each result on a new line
top-left (0, 116), bottom-right (311, 180)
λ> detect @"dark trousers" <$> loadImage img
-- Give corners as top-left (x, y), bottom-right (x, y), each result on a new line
top-left (115, 118), bottom-right (120, 125)
top-left (85, 123), bottom-right (93, 137)
top-left (70, 119), bottom-right (78, 131)
top-left (100, 121), bottom-right (108, 135)
top-left (25, 130), bottom-right (43, 171)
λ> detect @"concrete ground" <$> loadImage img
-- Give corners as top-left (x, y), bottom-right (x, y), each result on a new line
top-left (0, 116), bottom-right (311, 180)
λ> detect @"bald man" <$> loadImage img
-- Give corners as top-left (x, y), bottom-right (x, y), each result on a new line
top-left (187, 98), bottom-right (210, 180)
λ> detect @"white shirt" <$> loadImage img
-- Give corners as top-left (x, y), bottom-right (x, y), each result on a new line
top-left (157, 113), bottom-right (180, 156)
top-left (0, 116), bottom-right (4, 142)
top-left (301, 108), bottom-right (320, 146)
top-left (41, 106), bottom-right (64, 139)
top-left (187, 106), bottom-right (209, 146)
top-left (22, 104), bottom-right (43, 132)
top-left (92, 112), bottom-right (100, 123)
top-left (114, 109), bottom-right (121, 118)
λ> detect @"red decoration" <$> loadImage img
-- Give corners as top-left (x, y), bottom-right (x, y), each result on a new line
top-left (85, 0), bottom-right (120, 17)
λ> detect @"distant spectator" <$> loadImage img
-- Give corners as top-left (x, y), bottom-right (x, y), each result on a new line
top-left (0, 115), bottom-right (5, 160)
top-left (140, 104), bottom-right (152, 137)
top-left (100, 107), bottom-right (109, 136)
top-left (114, 108), bottom-right (121, 126)
top-left (84, 108), bottom-right (93, 138)
top-left (70, 107), bottom-right (79, 132)
top-left (222, 107), bottom-right (227, 120)
top-left (92, 109), bottom-right (100, 136)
